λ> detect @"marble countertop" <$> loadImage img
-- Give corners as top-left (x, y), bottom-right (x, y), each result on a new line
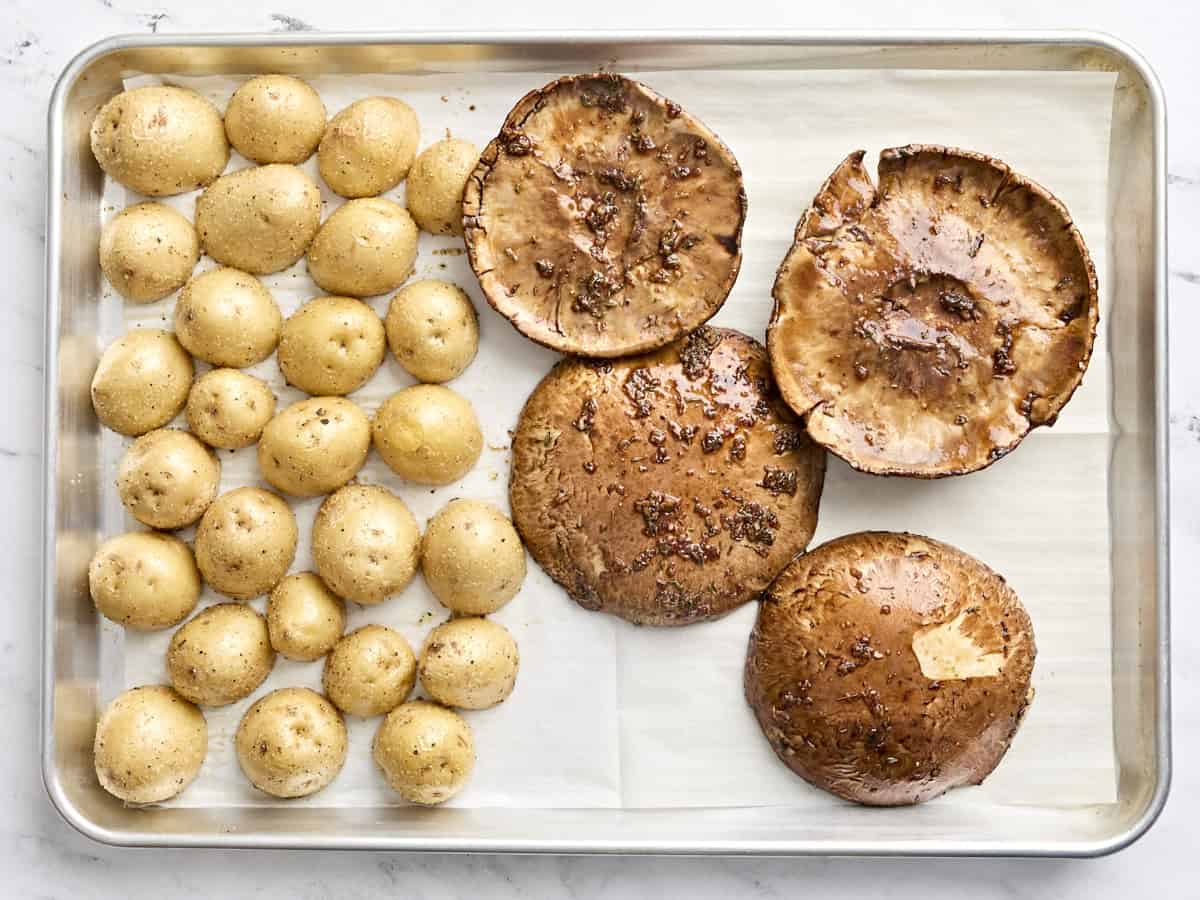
top-left (5, 0), bottom-right (1196, 896)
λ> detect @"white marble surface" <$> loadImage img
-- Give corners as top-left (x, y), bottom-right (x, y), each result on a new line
top-left (3, 0), bottom-right (1196, 896)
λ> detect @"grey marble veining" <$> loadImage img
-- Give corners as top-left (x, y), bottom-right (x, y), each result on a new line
top-left (6, 1), bottom-right (1198, 896)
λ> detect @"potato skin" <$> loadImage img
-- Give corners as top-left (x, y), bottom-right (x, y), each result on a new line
top-left (385, 280), bottom-right (479, 383)
top-left (407, 139), bottom-right (480, 236)
top-left (91, 329), bottom-right (194, 436)
top-left (224, 75), bottom-right (326, 165)
top-left (306, 198), bottom-right (418, 298)
top-left (90, 86), bottom-right (228, 197)
top-left (318, 97), bottom-right (419, 198)
top-left (311, 484), bottom-right (421, 605)
top-left (100, 202), bottom-right (199, 302)
top-left (167, 603), bottom-right (275, 706)
top-left (373, 701), bottom-right (474, 805)
top-left (236, 687), bottom-right (347, 798)
top-left (194, 487), bottom-right (297, 600)
top-left (278, 296), bottom-right (386, 396)
top-left (267, 572), bottom-right (346, 662)
top-left (174, 267), bottom-right (282, 367)
top-left (186, 368), bottom-right (276, 450)
top-left (94, 685), bottom-right (207, 803)
top-left (372, 385), bottom-right (483, 485)
top-left (323, 625), bottom-right (416, 717)
top-left (421, 499), bottom-right (526, 614)
top-left (419, 617), bottom-right (519, 710)
top-left (257, 396), bottom-right (371, 497)
top-left (117, 429), bottom-right (219, 530)
top-left (196, 164), bottom-right (321, 274)
top-left (88, 531), bottom-right (200, 630)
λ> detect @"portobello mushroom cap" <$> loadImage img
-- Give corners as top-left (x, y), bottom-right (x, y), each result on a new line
top-left (510, 326), bottom-right (825, 626)
top-left (768, 145), bottom-right (1099, 477)
top-left (463, 73), bottom-right (747, 358)
top-left (745, 531), bottom-right (1036, 806)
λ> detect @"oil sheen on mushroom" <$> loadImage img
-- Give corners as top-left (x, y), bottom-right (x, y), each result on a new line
top-left (768, 145), bottom-right (1099, 477)
top-left (510, 326), bottom-right (825, 626)
top-left (744, 531), bottom-right (1036, 806)
top-left (464, 73), bottom-right (747, 358)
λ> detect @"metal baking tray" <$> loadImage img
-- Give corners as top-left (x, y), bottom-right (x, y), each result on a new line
top-left (42, 30), bottom-right (1169, 856)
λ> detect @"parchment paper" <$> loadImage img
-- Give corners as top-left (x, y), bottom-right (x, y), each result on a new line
top-left (100, 66), bottom-right (1117, 810)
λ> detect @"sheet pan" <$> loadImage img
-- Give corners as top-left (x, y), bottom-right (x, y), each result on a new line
top-left (42, 31), bottom-right (1170, 856)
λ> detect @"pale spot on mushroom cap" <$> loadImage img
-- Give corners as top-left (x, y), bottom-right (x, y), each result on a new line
top-left (911, 609), bottom-right (1008, 680)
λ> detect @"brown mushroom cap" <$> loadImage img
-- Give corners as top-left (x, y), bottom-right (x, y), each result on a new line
top-left (745, 531), bottom-right (1035, 806)
top-left (463, 73), bottom-right (747, 358)
top-left (768, 145), bottom-right (1098, 477)
top-left (510, 326), bottom-right (825, 626)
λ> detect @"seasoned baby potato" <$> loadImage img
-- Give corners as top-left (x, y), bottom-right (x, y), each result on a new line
top-left (267, 572), bottom-right (346, 662)
top-left (93, 685), bottom-right (207, 803)
top-left (90, 85), bottom-right (228, 197)
top-left (186, 368), bottom-right (276, 450)
top-left (406, 139), bottom-right (479, 236)
top-left (117, 429), bottom-right (219, 530)
top-left (317, 96), bottom-right (419, 198)
top-left (194, 486), bottom-right (297, 600)
top-left (100, 202), bottom-right (199, 303)
top-left (418, 617), bottom-right (519, 710)
top-left (91, 329), bottom-right (194, 436)
top-left (311, 484), bottom-right (421, 605)
top-left (323, 624), bottom-right (416, 717)
top-left (88, 531), bottom-right (200, 631)
top-left (373, 700), bottom-right (475, 805)
top-left (167, 603), bottom-right (275, 706)
top-left (224, 75), bottom-right (326, 165)
top-left (257, 396), bottom-right (371, 497)
top-left (372, 385), bottom-right (483, 485)
top-left (384, 280), bottom-right (478, 383)
top-left (278, 296), bottom-right (386, 396)
top-left (306, 198), bottom-right (418, 298)
top-left (421, 499), bottom-right (526, 614)
top-left (236, 687), bottom-right (348, 798)
top-left (195, 164), bottom-right (321, 274)
top-left (174, 267), bottom-right (282, 367)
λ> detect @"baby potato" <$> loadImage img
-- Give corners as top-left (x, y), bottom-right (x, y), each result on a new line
top-left (174, 267), bottom-right (282, 367)
top-left (318, 96), bottom-right (419, 198)
top-left (88, 531), bottom-right (200, 631)
top-left (117, 429), bottom-right (220, 530)
top-left (235, 687), bottom-right (347, 798)
top-left (257, 396), bottom-right (370, 497)
top-left (93, 685), bottom-right (207, 803)
top-left (224, 75), bottom-right (326, 165)
top-left (418, 617), bottom-right (519, 710)
top-left (385, 280), bottom-right (478, 383)
top-left (323, 624), bottom-right (416, 717)
top-left (407, 139), bottom-right (479, 236)
top-left (372, 385), bottom-right (482, 485)
top-left (278, 296), bottom-right (386, 396)
top-left (91, 328), bottom-right (194, 436)
top-left (196, 164), bottom-right (321, 274)
top-left (267, 572), bottom-right (346, 662)
top-left (90, 85), bottom-right (228, 197)
top-left (194, 486), bottom-right (297, 600)
top-left (167, 603), bottom-right (275, 706)
top-left (311, 484), bottom-right (420, 605)
top-left (99, 202), bottom-right (199, 303)
top-left (373, 701), bottom-right (474, 805)
top-left (306, 198), bottom-right (418, 298)
top-left (186, 368), bottom-right (276, 449)
top-left (421, 499), bottom-right (526, 614)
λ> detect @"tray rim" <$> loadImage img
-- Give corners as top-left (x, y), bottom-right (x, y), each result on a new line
top-left (41, 27), bottom-right (1171, 857)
